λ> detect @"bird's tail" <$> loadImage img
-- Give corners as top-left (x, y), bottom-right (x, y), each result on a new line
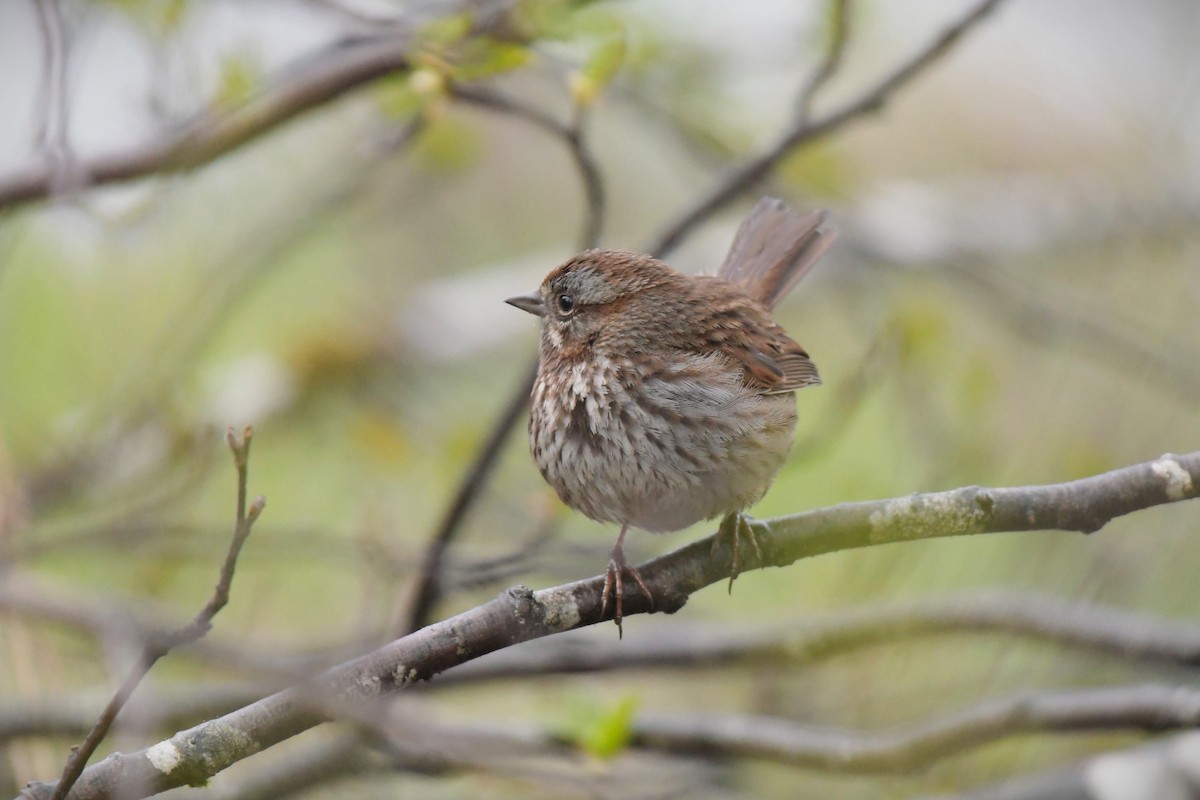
top-left (717, 198), bottom-right (838, 311)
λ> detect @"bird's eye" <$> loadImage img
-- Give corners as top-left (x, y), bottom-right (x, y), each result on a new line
top-left (556, 294), bottom-right (575, 315)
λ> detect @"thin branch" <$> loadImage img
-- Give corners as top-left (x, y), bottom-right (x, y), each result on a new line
top-left (204, 713), bottom-right (715, 800)
top-left (796, 0), bottom-right (853, 123)
top-left (15, 682), bottom-right (1200, 793)
top-left (0, 0), bottom-right (538, 211)
top-left (566, 109), bottom-right (605, 252)
top-left (631, 684), bottom-right (1200, 773)
top-left (827, 168), bottom-right (1200, 408)
top-left (400, 362), bottom-right (537, 635)
top-left (0, 686), bottom-right (267, 744)
top-left (941, 258), bottom-right (1200, 406)
top-left (449, 84), bottom-right (606, 251)
top-left (18, 451), bottom-right (1199, 799)
top-left (0, 33), bottom-right (418, 209)
top-left (647, 0), bottom-right (1009, 258)
top-left (32, 0), bottom-right (74, 188)
top-left (400, 86), bottom-right (607, 636)
top-left (8, 694), bottom-right (714, 798)
top-left (44, 428), bottom-right (266, 800)
top-left (438, 518), bottom-right (562, 593)
top-left (440, 589), bottom-right (1200, 686)
top-left (12, 588), bottom-right (1200, 745)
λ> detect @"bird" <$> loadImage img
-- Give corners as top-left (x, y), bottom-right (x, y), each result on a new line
top-left (506, 198), bottom-right (837, 633)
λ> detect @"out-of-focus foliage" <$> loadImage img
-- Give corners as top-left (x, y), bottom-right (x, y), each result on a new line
top-left (556, 695), bottom-right (640, 760)
top-left (214, 52), bottom-right (261, 109)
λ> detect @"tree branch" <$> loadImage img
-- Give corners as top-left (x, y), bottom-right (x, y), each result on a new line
top-left (43, 428), bottom-right (265, 800)
top-left (399, 362), bottom-right (537, 635)
top-left (17, 451), bottom-right (1198, 799)
top-left (796, 0), bottom-right (853, 123)
top-left (448, 84), bottom-right (606, 253)
top-left (399, 85), bottom-right (606, 636)
top-left (31, 0), bottom-right (75, 193)
top-left (646, 0), bottom-right (1009, 258)
top-left (631, 684), bottom-right (1200, 773)
top-left (394, 0), bottom-right (1003, 641)
top-left (441, 588), bottom-right (1200, 685)
top-left (12, 588), bottom-right (1200, 746)
top-left (0, 32), bottom-right (425, 209)
top-left (0, 686), bottom-right (267, 744)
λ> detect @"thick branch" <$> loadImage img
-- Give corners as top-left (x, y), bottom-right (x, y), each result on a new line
top-left (17, 451), bottom-right (1198, 799)
top-left (11, 589), bottom-right (1200, 746)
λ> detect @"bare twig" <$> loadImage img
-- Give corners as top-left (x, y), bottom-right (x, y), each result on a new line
top-left (796, 0), bottom-right (853, 123)
top-left (31, 0), bottom-right (75, 194)
top-left (10, 118), bottom-right (429, 553)
top-left (647, 0), bottom-right (1009, 258)
top-left (441, 589), bottom-right (1200, 685)
top-left (174, 713), bottom-right (715, 800)
top-left (400, 362), bottom-right (538, 635)
top-left (631, 684), bottom-right (1200, 773)
top-left (449, 85), bottom-right (606, 251)
top-left (566, 108), bottom-right (605, 253)
top-left (12, 588), bottom-right (1200, 744)
top-left (400, 86), bottom-right (607, 636)
top-left (45, 428), bottom-right (266, 800)
top-left (0, 572), bottom-right (314, 679)
top-left (18, 451), bottom-right (1199, 799)
top-left (0, 0), bottom-right (540, 211)
top-left (942, 258), bottom-right (1200, 406)
top-left (9, 690), bottom-right (714, 799)
top-left (0, 685), bottom-right (267, 744)
top-left (828, 169), bottom-right (1200, 407)
top-left (0, 33), bottom-right (417, 209)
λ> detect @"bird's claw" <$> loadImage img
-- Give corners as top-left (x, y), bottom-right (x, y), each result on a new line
top-left (602, 551), bottom-right (655, 639)
top-left (713, 512), bottom-right (764, 593)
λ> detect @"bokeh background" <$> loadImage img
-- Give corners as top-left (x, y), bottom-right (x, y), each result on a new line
top-left (1, 0), bottom-right (1199, 797)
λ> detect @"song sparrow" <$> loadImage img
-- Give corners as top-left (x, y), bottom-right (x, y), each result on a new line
top-left (507, 198), bottom-right (837, 633)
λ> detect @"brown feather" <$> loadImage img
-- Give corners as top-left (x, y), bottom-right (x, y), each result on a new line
top-left (687, 281), bottom-right (821, 395)
top-left (717, 197), bottom-right (838, 310)
top-left (768, 351), bottom-right (822, 393)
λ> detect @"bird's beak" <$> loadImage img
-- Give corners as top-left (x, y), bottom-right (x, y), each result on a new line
top-left (505, 290), bottom-right (546, 317)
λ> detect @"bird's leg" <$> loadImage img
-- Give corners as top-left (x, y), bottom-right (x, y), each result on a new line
top-left (601, 524), bottom-right (655, 638)
top-left (713, 511), bottom-right (764, 593)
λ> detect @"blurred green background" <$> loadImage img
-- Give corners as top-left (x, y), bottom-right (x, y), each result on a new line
top-left (1, 0), bottom-right (1198, 797)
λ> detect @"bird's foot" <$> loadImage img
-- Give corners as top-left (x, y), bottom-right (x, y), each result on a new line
top-left (601, 528), bottom-right (655, 638)
top-left (712, 512), bottom-right (764, 593)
